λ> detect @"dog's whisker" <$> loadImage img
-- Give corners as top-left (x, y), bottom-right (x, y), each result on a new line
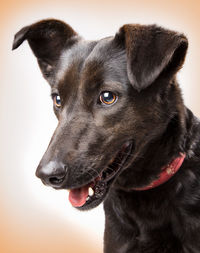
top-left (85, 166), bottom-right (99, 178)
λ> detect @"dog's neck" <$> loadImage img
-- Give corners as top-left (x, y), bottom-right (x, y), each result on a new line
top-left (131, 153), bottom-right (186, 191)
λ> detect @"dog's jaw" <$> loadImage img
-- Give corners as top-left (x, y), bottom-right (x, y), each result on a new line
top-left (66, 141), bottom-right (133, 210)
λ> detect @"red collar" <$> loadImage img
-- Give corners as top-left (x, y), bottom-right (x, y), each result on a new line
top-left (132, 153), bottom-right (186, 191)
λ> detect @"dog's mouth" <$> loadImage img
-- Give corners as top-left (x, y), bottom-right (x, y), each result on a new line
top-left (68, 141), bottom-right (133, 210)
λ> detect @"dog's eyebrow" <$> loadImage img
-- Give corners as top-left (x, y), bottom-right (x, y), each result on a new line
top-left (81, 59), bottom-right (128, 96)
top-left (101, 81), bottom-right (127, 92)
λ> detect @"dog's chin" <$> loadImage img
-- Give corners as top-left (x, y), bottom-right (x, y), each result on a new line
top-left (68, 141), bottom-right (133, 211)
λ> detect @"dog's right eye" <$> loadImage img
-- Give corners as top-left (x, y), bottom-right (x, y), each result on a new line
top-left (53, 95), bottom-right (61, 108)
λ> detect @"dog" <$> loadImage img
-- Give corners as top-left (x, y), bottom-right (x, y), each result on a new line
top-left (12, 19), bottom-right (200, 252)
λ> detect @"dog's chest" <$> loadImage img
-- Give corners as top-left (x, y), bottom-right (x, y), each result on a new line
top-left (104, 190), bottom-right (188, 253)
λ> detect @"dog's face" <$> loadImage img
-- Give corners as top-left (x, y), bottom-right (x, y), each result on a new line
top-left (13, 20), bottom-right (188, 210)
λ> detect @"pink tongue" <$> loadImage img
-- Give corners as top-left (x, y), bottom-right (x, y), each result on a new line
top-left (68, 185), bottom-right (89, 207)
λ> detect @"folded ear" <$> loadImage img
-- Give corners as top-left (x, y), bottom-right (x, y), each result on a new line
top-left (114, 24), bottom-right (188, 91)
top-left (12, 19), bottom-right (79, 84)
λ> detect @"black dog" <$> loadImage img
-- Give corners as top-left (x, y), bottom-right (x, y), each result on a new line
top-left (13, 19), bottom-right (200, 252)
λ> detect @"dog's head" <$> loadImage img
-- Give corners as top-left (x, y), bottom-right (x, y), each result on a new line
top-left (13, 19), bottom-right (188, 210)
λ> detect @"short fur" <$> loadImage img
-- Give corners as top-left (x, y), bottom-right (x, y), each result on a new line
top-left (13, 19), bottom-right (200, 253)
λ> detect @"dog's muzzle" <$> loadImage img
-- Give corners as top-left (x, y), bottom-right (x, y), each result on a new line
top-left (35, 141), bottom-right (133, 210)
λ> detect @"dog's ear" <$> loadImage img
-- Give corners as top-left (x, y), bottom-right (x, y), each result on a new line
top-left (12, 19), bottom-right (79, 84)
top-left (114, 24), bottom-right (188, 92)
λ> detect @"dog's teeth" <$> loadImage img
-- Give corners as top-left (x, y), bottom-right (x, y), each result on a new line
top-left (89, 187), bottom-right (94, 196)
top-left (86, 196), bottom-right (90, 201)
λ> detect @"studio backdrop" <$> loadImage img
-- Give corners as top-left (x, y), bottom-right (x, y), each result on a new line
top-left (0, 0), bottom-right (200, 252)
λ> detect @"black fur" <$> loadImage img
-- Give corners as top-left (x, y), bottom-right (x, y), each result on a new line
top-left (13, 19), bottom-right (200, 253)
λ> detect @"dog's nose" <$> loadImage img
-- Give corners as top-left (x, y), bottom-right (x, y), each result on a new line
top-left (36, 161), bottom-right (67, 188)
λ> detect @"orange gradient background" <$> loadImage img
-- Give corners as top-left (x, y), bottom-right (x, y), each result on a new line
top-left (1, 0), bottom-right (200, 252)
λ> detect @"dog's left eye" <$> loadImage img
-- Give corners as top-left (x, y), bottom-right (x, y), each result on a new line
top-left (99, 91), bottom-right (117, 105)
top-left (53, 95), bottom-right (61, 108)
